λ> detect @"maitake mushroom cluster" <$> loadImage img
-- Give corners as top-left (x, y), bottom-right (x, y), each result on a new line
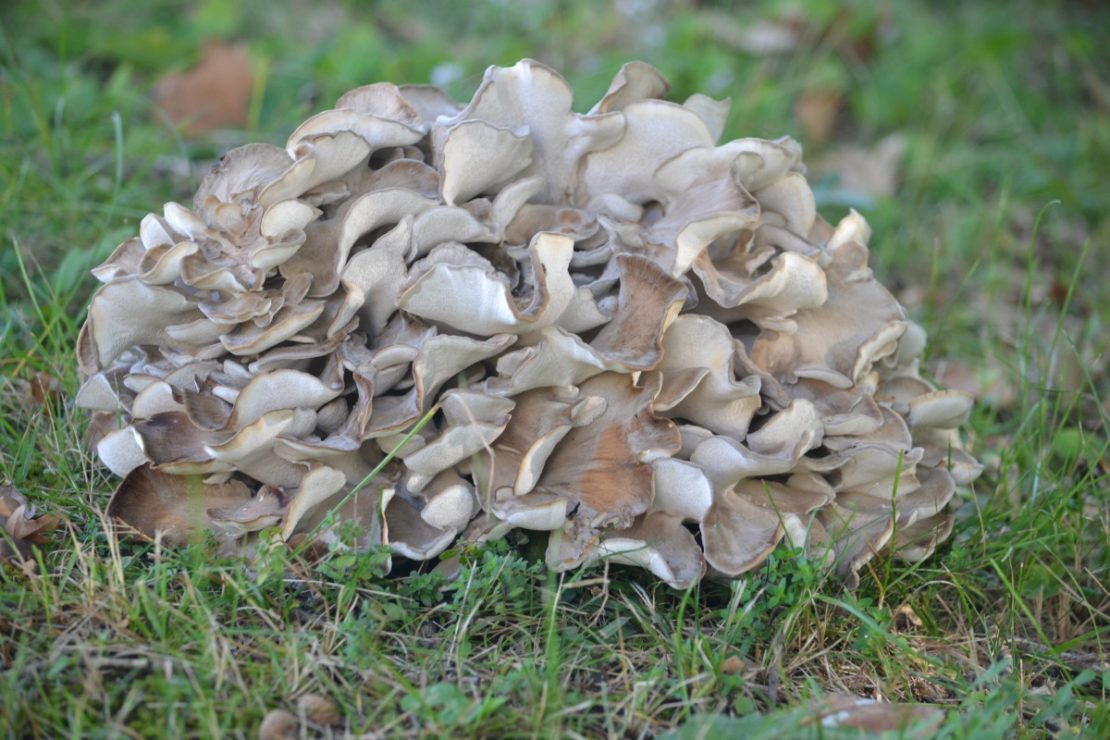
top-left (77, 60), bottom-right (981, 588)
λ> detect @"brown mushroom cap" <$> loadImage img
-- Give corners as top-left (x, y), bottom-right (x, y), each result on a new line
top-left (535, 372), bottom-right (680, 532)
top-left (108, 465), bottom-right (261, 546)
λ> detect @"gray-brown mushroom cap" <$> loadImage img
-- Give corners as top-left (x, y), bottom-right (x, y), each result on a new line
top-left (537, 372), bottom-right (681, 532)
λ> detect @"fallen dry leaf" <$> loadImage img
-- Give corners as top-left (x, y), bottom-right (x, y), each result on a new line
top-left (892, 603), bottom-right (924, 632)
top-left (258, 708), bottom-right (298, 740)
top-left (297, 693), bottom-right (340, 726)
top-left (153, 40), bottom-right (253, 136)
top-left (820, 6), bottom-right (890, 64)
top-left (720, 655), bottom-right (747, 675)
top-left (811, 134), bottom-right (907, 200)
top-left (813, 694), bottom-right (945, 736)
top-left (795, 89), bottom-right (842, 144)
top-left (932, 359), bottom-right (1018, 410)
top-left (700, 11), bottom-right (804, 55)
top-left (259, 693), bottom-right (340, 738)
top-left (0, 486), bottom-right (61, 570)
top-left (29, 371), bottom-right (63, 406)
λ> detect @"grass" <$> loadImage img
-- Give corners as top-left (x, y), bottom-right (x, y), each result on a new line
top-left (1, 0), bottom-right (1107, 736)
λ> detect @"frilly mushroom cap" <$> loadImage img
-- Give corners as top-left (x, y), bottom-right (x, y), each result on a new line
top-left (79, 59), bottom-right (981, 588)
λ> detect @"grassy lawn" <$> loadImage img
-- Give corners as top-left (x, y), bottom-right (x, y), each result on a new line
top-left (1, 0), bottom-right (1107, 736)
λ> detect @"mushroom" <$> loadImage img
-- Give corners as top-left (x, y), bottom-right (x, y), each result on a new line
top-left (588, 511), bottom-right (706, 589)
top-left (108, 465), bottom-right (261, 546)
top-left (655, 314), bottom-right (763, 437)
top-left (0, 487), bottom-right (60, 567)
top-left (78, 60), bottom-right (980, 587)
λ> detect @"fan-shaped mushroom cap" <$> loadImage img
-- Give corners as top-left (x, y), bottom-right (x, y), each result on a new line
top-left (587, 255), bottom-right (687, 370)
top-left (581, 100), bottom-right (714, 204)
top-left (383, 486), bottom-right (456, 560)
top-left (437, 120), bottom-right (533, 206)
top-left (108, 465), bottom-right (258, 545)
top-left (400, 391), bottom-right (514, 492)
top-left (280, 465), bottom-right (347, 539)
top-left (589, 61), bottom-right (670, 114)
top-left (893, 510), bottom-right (955, 562)
top-left (827, 408), bottom-right (923, 497)
top-left (97, 427), bottom-right (149, 478)
top-left (477, 385), bottom-right (607, 500)
top-left (397, 84), bottom-right (461, 123)
top-left (650, 152), bottom-right (760, 279)
top-left (399, 233), bottom-right (576, 335)
top-left (656, 315), bottom-right (763, 437)
top-left (281, 188), bottom-right (437, 297)
top-left (418, 470), bottom-right (479, 532)
top-left (682, 94), bottom-right (730, 143)
top-left (335, 82), bottom-right (425, 128)
top-left (131, 381), bottom-right (185, 420)
top-left (86, 280), bottom-right (207, 368)
top-left (907, 390), bottom-right (974, 429)
top-left (702, 486), bottom-right (784, 576)
top-left (751, 214), bottom-right (907, 388)
top-left (483, 327), bottom-right (616, 396)
top-left (649, 458), bottom-right (714, 522)
top-left (820, 500), bottom-right (896, 587)
top-left (201, 409), bottom-right (315, 487)
top-left (535, 372), bottom-right (680, 530)
top-left (194, 144), bottom-right (295, 206)
top-left (838, 467), bottom-right (956, 527)
top-left (302, 468), bottom-right (396, 561)
top-left (690, 400), bottom-right (830, 490)
top-left (703, 473), bottom-right (835, 576)
top-left (207, 484), bottom-right (286, 537)
top-left (259, 118), bottom-right (420, 207)
top-left (334, 218), bottom-right (415, 336)
top-left (452, 59), bottom-right (626, 203)
top-left (365, 331), bottom-right (516, 436)
top-left (187, 369), bottom-right (342, 432)
top-left (792, 378), bottom-right (884, 436)
top-left (919, 444), bottom-right (983, 485)
top-left (592, 512), bottom-right (705, 589)
top-left (491, 491), bottom-right (568, 532)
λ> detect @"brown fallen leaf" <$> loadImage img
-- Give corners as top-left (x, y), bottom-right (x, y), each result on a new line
top-left (892, 603), bottom-right (924, 633)
top-left (699, 11), bottom-right (804, 55)
top-left (933, 359), bottom-right (1017, 410)
top-left (258, 708), bottom-right (298, 740)
top-left (820, 6), bottom-right (890, 64)
top-left (29, 371), bottom-right (63, 406)
top-left (812, 694), bottom-right (946, 736)
top-left (720, 655), bottom-right (747, 675)
top-left (153, 40), bottom-right (253, 136)
top-left (297, 692), bottom-right (340, 726)
top-left (795, 88), bottom-right (842, 144)
top-left (432, 555), bottom-right (462, 582)
top-left (810, 134), bottom-right (907, 200)
top-left (0, 486), bottom-right (61, 570)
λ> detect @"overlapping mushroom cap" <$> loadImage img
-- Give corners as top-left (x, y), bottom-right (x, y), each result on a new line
top-left (77, 60), bottom-right (981, 587)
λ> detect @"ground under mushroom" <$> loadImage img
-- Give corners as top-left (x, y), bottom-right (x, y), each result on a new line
top-left (77, 59), bottom-right (981, 588)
